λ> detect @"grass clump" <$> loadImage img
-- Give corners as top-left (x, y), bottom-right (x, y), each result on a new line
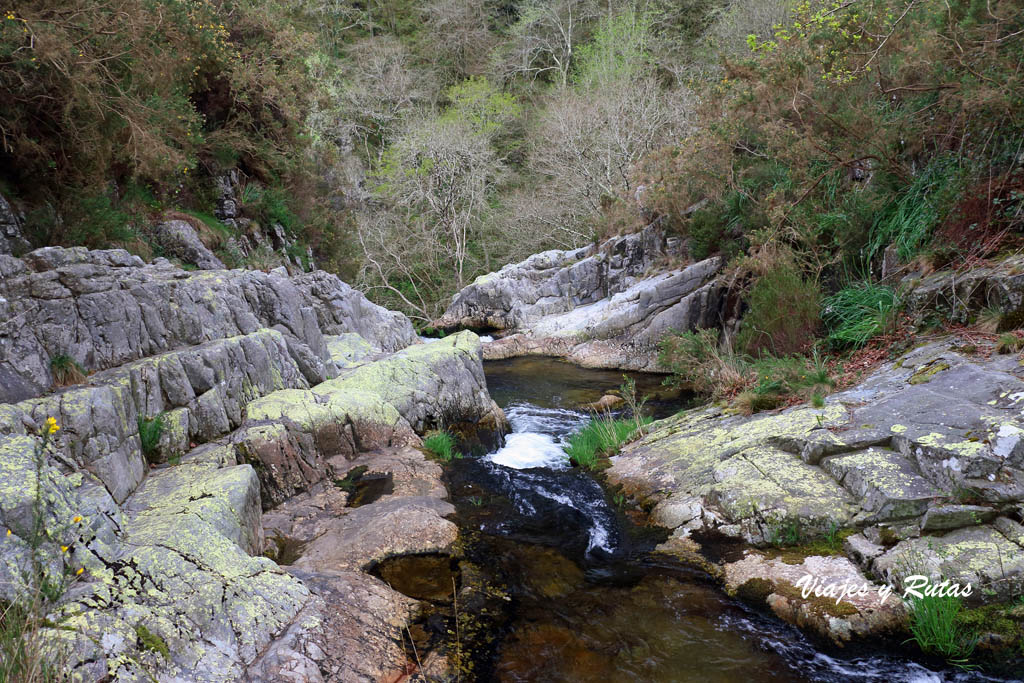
top-left (49, 354), bottom-right (86, 387)
top-left (906, 593), bottom-right (978, 666)
top-left (659, 328), bottom-right (835, 415)
top-left (659, 328), bottom-right (749, 397)
top-left (996, 332), bottom-right (1024, 354)
top-left (423, 431), bottom-right (458, 463)
top-left (564, 416), bottom-right (650, 470)
top-left (137, 413), bottom-right (165, 463)
top-left (822, 283), bottom-right (898, 349)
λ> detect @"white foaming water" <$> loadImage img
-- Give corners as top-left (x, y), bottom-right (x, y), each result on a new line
top-left (482, 401), bottom-right (617, 553)
top-left (486, 432), bottom-right (568, 469)
top-left (484, 403), bottom-right (589, 469)
top-left (478, 334), bottom-right (494, 343)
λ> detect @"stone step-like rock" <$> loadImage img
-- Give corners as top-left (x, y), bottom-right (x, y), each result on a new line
top-left (237, 331), bottom-right (506, 509)
top-left (0, 329), bottom-right (313, 503)
top-left (821, 447), bottom-right (944, 523)
top-left (255, 445), bottom-right (456, 680)
top-left (0, 246), bottom-right (416, 402)
top-left (920, 504), bottom-right (998, 531)
top-left (873, 524), bottom-right (1024, 603)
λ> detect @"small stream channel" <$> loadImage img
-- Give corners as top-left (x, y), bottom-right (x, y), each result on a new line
top-left (423, 358), bottom-right (1011, 682)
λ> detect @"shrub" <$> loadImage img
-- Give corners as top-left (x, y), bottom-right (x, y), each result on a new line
top-left (49, 354), bottom-right (86, 387)
top-left (423, 431), bottom-right (458, 463)
top-left (737, 264), bottom-right (822, 357)
top-left (907, 593), bottom-right (977, 665)
top-left (563, 415), bottom-right (650, 469)
top-left (658, 328), bottom-right (750, 397)
top-left (137, 413), bottom-right (165, 463)
top-left (822, 283), bottom-right (898, 349)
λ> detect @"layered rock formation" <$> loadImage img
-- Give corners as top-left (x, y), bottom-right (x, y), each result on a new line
top-left (0, 247), bottom-right (503, 681)
top-left (0, 246), bottom-right (416, 403)
top-left (435, 224), bottom-right (725, 371)
top-left (609, 339), bottom-right (1024, 642)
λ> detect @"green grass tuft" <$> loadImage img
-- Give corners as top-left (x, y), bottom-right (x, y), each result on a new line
top-left (137, 413), bottom-right (165, 463)
top-left (907, 593), bottom-right (978, 666)
top-left (49, 354), bottom-right (86, 387)
top-left (423, 431), bottom-right (458, 463)
top-left (564, 416), bottom-right (650, 469)
top-left (822, 282), bottom-right (898, 349)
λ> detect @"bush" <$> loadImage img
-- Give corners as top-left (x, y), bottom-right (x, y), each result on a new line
top-left (907, 593), bottom-right (977, 664)
top-left (737, 264), bottom-right (821, 357)
top-left (423, 431), bottom-right (458, 462)
top-left (822, 283), bottom-right (898, 349)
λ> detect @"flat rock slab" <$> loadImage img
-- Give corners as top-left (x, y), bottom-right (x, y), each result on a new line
top-left (247, 569), bottom-right (417, 683)
top-left (724, 552), bottom-right (906, 645)
top-left (293, 496), bottom-right (457, 573)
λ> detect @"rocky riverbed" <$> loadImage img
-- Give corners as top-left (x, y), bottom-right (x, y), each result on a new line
top-left (3, 241), bottom-right (1024, 681)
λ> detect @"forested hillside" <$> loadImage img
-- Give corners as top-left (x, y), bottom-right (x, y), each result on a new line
top-left (2, 0), bottom-right (1022, 327)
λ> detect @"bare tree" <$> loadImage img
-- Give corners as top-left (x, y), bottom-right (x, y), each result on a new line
top-left (533, 76), bottom-right (693, 215)
top-left (493, 0), bottom-right (600, 88)
top-left (422, 0), bottom-right (496, 78)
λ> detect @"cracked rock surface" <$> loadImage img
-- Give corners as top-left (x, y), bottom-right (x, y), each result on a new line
top-left (611, 339), bottom-right (1024, 641)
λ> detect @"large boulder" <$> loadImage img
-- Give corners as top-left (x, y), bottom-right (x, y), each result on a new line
top-left (0, 246), bottom-right (417, 402)
top-left (435, 223), bottom-right (723, 370)
top-left (0, 429), bottom-right (310, 682)
top-left (0, 329), bottom-right (314, 504)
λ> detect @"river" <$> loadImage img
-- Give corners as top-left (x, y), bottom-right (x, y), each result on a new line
top-left (427, 358), bottom-right (1011, 682)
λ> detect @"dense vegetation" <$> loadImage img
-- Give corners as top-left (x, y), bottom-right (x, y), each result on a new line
top-left (2, 0), bottom-right (1022, 336)
top-left (649, 0), bottom-right (1024, 407)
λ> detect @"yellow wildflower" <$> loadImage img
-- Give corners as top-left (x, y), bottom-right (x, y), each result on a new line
top-left (76, 568), bottom-right (84, 576)
top-left (73, 515), bottom-right (83, 524)
top-left (46, 417), bottom-right (60, 434)
top-left (60, 545), bottom-right (69, 552)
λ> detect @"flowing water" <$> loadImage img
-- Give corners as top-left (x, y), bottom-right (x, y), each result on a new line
top-left (438, 358), bottom-right (1013, 683)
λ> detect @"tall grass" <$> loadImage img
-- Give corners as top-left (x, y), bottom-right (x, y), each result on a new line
top-left (822, 283), bottom-right (898, 349)
top-left (906, 593), bottom-right (977, 666)
top-left (867, 155), bottom-right (967, 265)
top-left (423, 431), bottom-right (458, 463)
top-left (564, 415), bottom-right (650, 469)
top-left (137, 413), bottom-right (165, 463)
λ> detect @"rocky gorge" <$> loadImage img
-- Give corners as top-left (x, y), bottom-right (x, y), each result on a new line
top-left (2, 223), bottom-right (1024, 681)
top-left (0, 242), bottom-right (504, 681)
